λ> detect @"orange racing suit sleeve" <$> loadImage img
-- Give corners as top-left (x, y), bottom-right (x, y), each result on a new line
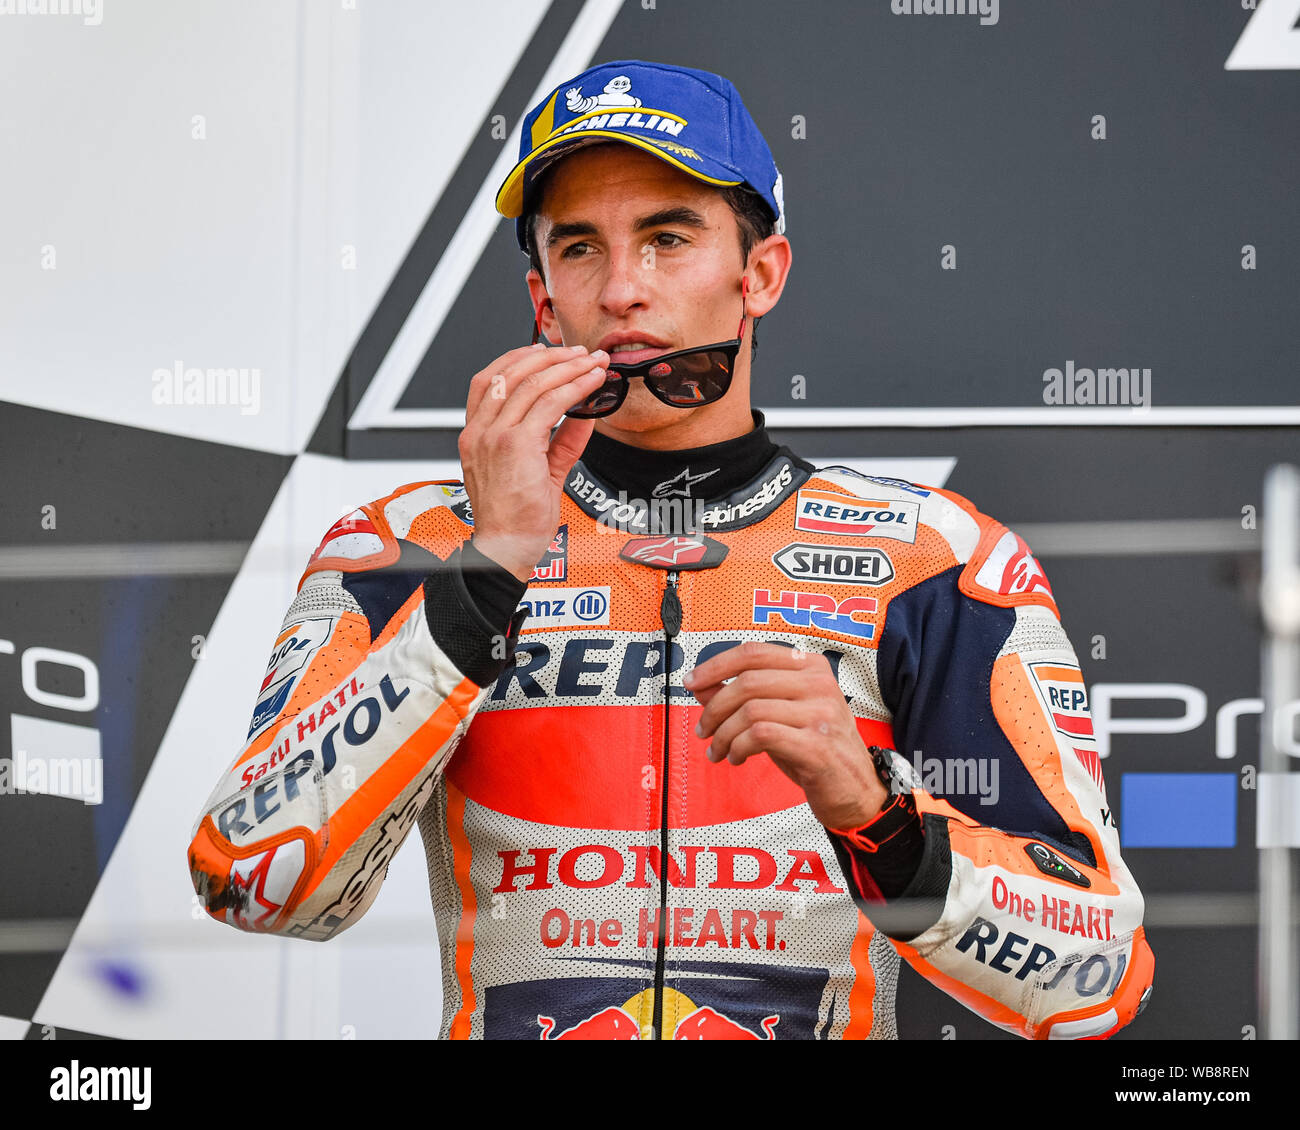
top-left (186, 489), bottom-right (525, 940)
top-left (827, 511), bottom-right (1154, 1040)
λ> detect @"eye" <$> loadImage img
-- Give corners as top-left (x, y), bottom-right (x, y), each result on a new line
top-left (651, 232), bottom-right (687, 249)
top-left (559, 241), bottom-right (593, 259)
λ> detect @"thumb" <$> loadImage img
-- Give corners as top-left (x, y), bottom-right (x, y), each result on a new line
top-left (547, 415), bottom-right (596, 486)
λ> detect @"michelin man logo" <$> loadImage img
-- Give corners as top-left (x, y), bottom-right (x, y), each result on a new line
top-left (566, 75), bottom-right (642, 114)
top-left (772, 170), bottom-right (786, 234)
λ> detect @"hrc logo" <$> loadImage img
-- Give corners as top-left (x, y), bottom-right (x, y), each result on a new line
top-left (751, 589), bottom-right (878, 641)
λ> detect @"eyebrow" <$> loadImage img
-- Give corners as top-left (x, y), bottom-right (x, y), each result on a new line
top-left (544, 206), bottom-right (710, 248)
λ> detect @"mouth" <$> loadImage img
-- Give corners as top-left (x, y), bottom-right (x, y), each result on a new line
top-left (598, 334), bottom-right (673, 365)
top-left (605, 344), bottom-right (673, 366)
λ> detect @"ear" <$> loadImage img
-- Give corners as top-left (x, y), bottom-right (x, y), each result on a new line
top-left (743, 234), bottom-right (793, 319)
top-left (525, 268), bottom-right (561, 344)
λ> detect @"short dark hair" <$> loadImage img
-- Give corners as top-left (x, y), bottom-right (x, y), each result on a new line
top-left (522, 150), bottom-right (778, 358)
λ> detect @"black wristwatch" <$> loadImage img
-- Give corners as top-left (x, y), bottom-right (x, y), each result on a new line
top-left (869, 745), bottom-right (924, 795)
top-left (828, 747), bottom-right (921, 853)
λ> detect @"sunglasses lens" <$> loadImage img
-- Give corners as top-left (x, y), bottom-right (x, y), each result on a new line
top-left (566, 375), bottom-right (625, 418)
top-left (653, 351), bottom-right (733, 405)
top-left (560, 340), bottom-right (737, 416)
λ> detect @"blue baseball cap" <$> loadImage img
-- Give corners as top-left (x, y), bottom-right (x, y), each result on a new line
top-left (496, 59), bottom-right (786, 251)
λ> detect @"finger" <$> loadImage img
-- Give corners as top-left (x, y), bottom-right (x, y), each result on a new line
top-left (694, 668), bottom-right (816, 740)
top-left (465, 345), bottom-right (549, 420)
top-left (689, 682), bottom-right (725, 709)
top-left (685, 640), bottom-right (827, 695)
top-left (706, 697), bottom-right (812, 763)
top-left (707, 714), bottom-right (815, 770)
top-left (468, 345), bottom-right (590, 427)
top-left (493, 351), bottom-right (610, 431)
top-left (547, 414), bottom-right (596, 486)
top-left (518, 363), bottom-right (609, 437)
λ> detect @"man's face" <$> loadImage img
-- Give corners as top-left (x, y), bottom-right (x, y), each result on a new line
top-left (527, 144), bottom-right (753, 441)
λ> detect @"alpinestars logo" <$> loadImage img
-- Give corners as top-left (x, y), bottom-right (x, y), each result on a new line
top-left (227, 840), bottom-right (305, 931)
top-left (620, 534), bottom-right (730, 570)
top-left (652, 467), bottom-right (719, 498)
top-left (1226, 0), bottom-right (1300, 69)
top-left (304, 768), bottom-right (439, 938)
top-left (700, 463), bottom-right (794, 528)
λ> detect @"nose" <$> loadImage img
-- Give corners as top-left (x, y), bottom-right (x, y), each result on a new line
top-left (596, 243), bottom-right (653, 321)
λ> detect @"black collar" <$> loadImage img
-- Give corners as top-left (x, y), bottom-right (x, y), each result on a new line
top-left (567, 411), bottom-right (813, 535)
top-left (582, 410), bottom-right (778, 504)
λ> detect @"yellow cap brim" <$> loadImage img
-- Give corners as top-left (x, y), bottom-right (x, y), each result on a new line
top-left (495, 130), bottom-right (742, 219)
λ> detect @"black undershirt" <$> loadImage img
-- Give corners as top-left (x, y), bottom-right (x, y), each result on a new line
top-left (580, 409), bottom-right (779, 507)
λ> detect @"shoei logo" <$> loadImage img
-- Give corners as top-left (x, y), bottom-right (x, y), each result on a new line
top-left (772, 543), bottom-right (895, 586)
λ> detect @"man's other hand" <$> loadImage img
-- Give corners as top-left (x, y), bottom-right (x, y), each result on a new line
top-left (685, 641), bottom-right (890, 831)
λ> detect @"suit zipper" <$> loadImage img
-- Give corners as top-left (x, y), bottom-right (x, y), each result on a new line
top-left (652, 568), bottom-right (681, 1039)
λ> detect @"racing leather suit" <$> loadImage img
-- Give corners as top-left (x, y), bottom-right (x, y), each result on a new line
top-left (187, 415), bottom-right (1153, 1040)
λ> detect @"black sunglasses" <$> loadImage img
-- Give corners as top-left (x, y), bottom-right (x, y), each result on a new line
top-left (531, 280), bottom-right (748, 420)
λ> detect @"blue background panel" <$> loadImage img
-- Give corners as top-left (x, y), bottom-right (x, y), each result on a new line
top-left (1120, 773), bottom-right (1237, 849)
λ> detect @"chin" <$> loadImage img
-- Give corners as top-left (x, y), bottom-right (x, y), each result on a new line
top-left (604, 391), bottom-right (693, 434)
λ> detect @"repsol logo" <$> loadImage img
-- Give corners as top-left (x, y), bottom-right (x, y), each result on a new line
top-left (493, 844), bottom-right (845, 895)
top-left (954, 915), bottom-right (1128, 997)
top-left (493, 638), bottom-right (848, 702)
top-left (216, 674), bottom-right (410, 840)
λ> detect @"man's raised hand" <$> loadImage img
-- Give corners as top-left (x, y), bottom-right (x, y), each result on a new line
top-left (460, 343), bottom-right (608, 581)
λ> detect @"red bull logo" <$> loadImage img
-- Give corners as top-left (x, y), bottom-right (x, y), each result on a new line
top-left (672, 1006), bottom-right (778, 1040)
top-left (537, 1006), bottom-right (640, 1040)
top-left (536, 989), bottom-right (780, 1040)
top-left (529, 525), bottom-right (568, 582)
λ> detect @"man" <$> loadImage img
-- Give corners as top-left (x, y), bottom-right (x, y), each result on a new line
top-left (188, 60), bottom-right (1153, 1040)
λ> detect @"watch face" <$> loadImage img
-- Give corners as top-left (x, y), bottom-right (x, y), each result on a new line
top-left (880, 748), bottom-right (922, 794)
